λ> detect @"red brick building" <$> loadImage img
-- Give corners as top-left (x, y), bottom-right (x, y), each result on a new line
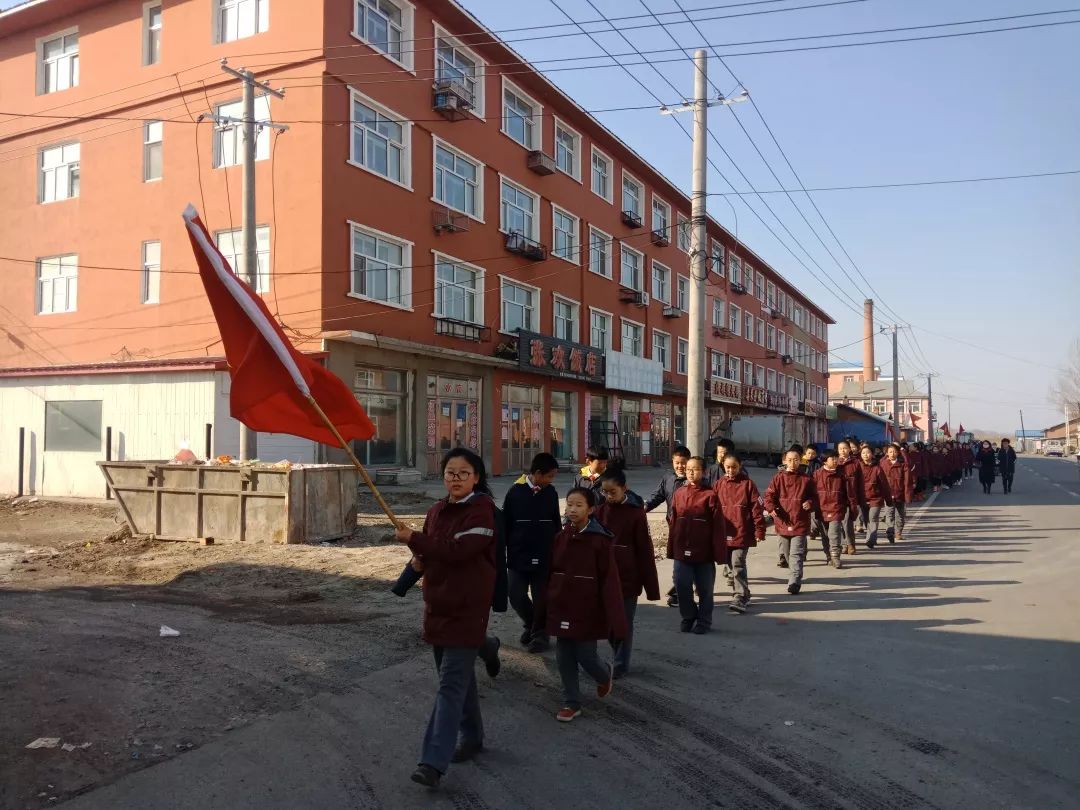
top-left (0, 0), bottom-right (832, 495)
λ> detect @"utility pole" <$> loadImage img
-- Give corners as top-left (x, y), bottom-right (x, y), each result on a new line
top-left (890, 324), bottom-right (899, 441)
top-left (209, 60), bottom-right (287, 460)
top-left (1019, 409), bottom-right (1027, 453)
top-left (946, 394), bottom-right (953, 432)
top-left (923, 372), bottom-right (936, 443)
top-left (660, 55), bottom-right (747, 454)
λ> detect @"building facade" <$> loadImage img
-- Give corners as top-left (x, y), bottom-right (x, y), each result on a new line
top-left (827, 366), bottom-right (929, 443)
top-left (0, 0), bottom-right (832, 496)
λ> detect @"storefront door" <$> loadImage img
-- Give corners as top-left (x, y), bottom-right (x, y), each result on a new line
top-left (550, 391), bottom-right (576, 463)
top-left (651, 402), bottom-right (672, 465)
top-left (502, 385), bottom-right (542, 473)
top-left (352, 367), bottom-right (408, 466)
top-left (619, 399), bottom-right (643, 466)
top-left (426, 375), bottom-right (481, 473)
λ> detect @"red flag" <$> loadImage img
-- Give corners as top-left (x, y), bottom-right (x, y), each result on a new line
top-left (958, 423), bottom-right (965, 433)
top-left (182, 206), bottom-right (375, 445)
top-left (941, 423), bottom-right (951, 438)
top-left (909, 412), bottom-right (921, 425)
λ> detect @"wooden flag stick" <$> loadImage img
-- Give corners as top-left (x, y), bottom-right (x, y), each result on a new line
top-left (305, 394), bottom-right (404, 529)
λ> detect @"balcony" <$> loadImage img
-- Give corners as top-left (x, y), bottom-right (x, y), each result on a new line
top-left (730, 281), bottom-right (747, 295)
top-left (618, 287), bottom-right (648, 307)
top-left (768, 307), bottom-right (784, 320)
top-left (765, 349), bottom-right (778, 360)
top-left (651, 229), bottom-right (670, 247)
top-left (432, 79), bottom-right (474, 121)
top-left (782, 354), bottom-right (794, 365)
top-left (435, 317), bottom-right (490, 342)
top-left (526, 150), bottom-right (556, 176)
top-left (504, 231), bottom-right (548, 260)
top-left (432, 205), bottom-right (469, 234)
top-left (620, 210), bottom-right (643, 229)
top-left (662, 305), bottom-right (681, 318)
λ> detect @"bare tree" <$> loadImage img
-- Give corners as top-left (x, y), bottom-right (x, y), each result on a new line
top-left (1049, 337), bottom-right (1080, 415)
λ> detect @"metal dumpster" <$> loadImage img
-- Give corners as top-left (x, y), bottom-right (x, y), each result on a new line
top-left (98, 461), bottom-right (359, 544)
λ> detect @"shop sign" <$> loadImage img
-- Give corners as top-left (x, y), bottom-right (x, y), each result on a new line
top-left (605, 351), bottom-right (663, 396)
top-left (426, 399), bottom-right (437, 451)
top-left (743, 385), bottom-right (768, 407)
top-left (709, 377), bottom-right (741, 404)
top-left (803, 399), bottom-right (825, 418)
top-left (516, 330), bottom-right (605, 383)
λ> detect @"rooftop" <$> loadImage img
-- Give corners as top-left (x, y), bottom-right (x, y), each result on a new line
top-left (830, 380), bottom-right (924, 399)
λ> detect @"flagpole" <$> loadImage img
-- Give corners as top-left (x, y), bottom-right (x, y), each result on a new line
top-left (304, 394), bottom-right (403, 529)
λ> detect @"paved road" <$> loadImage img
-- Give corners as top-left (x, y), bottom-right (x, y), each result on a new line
top-left (58, 458), bottom-right (1080, 808)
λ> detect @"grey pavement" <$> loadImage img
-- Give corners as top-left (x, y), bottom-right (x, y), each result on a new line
top-left (51, 457), bottom-right (1080, 808)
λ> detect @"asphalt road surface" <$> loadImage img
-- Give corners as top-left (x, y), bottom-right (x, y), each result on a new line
top-left (54, 456), bottom-right (1080, 808)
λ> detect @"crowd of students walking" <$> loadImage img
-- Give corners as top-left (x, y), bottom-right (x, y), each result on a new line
top-left (390, 435), bottom-right (1019, 789)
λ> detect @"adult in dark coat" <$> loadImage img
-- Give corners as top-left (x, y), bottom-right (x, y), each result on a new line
top-left (976, 440), bottom-right (997, 494)
top-left (997, 438), bottom-right (1018, 494)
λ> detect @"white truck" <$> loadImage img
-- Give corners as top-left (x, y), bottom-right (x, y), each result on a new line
top-left (1043, 439), bottom-right (1066, 457)
top-left (729, 414), bottom-right (807, 467)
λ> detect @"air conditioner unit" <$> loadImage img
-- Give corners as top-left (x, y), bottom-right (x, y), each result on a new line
top-left (635, 291), bottom-right (650, 308)
top-left (782, 354), bottom-right (794, 365)
top-left (432, 80), bottom-right (474, 121)
top-left (662, 305), bottom-right (681, 318)
top-left (527, 150), bottom-right (556, 176)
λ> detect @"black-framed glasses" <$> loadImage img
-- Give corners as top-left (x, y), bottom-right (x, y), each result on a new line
top-left (444, 470), bottom-right (474, 481)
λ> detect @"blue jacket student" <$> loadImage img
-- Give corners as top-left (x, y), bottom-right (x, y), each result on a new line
top-left (644, 470), bottom-right (687, 518)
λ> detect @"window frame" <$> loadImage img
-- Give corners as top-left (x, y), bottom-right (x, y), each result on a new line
top-left (551, 204), bottom-right (580, 265)
top-left (143, 120), bottom-right (163, 182)
top-left (499, 275), bottom-right (540, 337)
top-left (348, 87), bottom-right (412, 190)
top-left (619, 244), bottom-right (644, 292)
top-left (676, 274), bottom-right (689, 312)
top-left (710, 239), bottom-right (725, 277)
top-left (501, 76), bottom-right (543, 151)
top-left (553, 116), bottom-right (582, 182)
top-left (621, 170), bottom-right (644, 218)
top-left (712, 297), bottom-right (724, 328)
top-left (347, 220), bottom-right (413, 310)
top-left (729, 355), bottom-right (741, 382)
top-left (651, 260), bottom-right (671, 305)
top-left (651, 195), bottom-right (671, 238)
top-left (36, 27), bottom-right (79, 95)
top-left (729, 303), bottom-right (741, 336)
top-left (552, 294), bottom-right (580, 343)
top-left (677, 337), bottom-right (689, 375)
top-left (652, 328), bottom-right (671, 371)
top-left (676, 212), bottom-right (691, 253)
top-left (590, 145), bottom-right (613, 203)
top-left (36, 254), bottom-right (78, 315)
top-left (431, 136), bottom-right (483, 222)
top-left (433, 22), bottom-right (484, 116)
top-left (143, 2), bottom-right (162, 66)
top-left (589, 307), bottom-right (613, 352)
top-left (587, 225), bottom-right (612, 279)
top-left (213, 95), bottom-right (270, 168)
top-left (498, 175), bottom-right (541, 241)
top-left (432, 250), bottom-right (484, 325)
top-left (216, 224), bottom-right (272, 294)
top-left (756, 317), bottom-right (765, 347)
top-left (38, 141), bottom-right (80, 204)
top-left (620, 317), bottom-right (645, 358)
top-left (215, 0), bottom-right (269, 45)
top-left (141, 240), bottom-right (161, 305)
top-left (351, 0), bottom-right (415, 71)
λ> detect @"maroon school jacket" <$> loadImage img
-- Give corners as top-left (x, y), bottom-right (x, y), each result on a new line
top-left (713, 473), bottom-right (766, 548)
top-left (542, 518), bottom-right (629, 642)
top-left (668, 482), bottom-right (727, 563)
top-left (764, 469), bottom-right (819, 537)
top-left (595, 492), bottom-right (661, 600)
top-left (880, 457), bottom-right (912, 504)
top-left (858, 460), bottom-right (894, 507)
top-left (813, 467), bottom-right (850, 522)
top-left (838, 455), bottom-right (863, 507)
top-left (929, 451), bottom-right (946, 478)
top-left (407, 494), bottom-right (498, 648)
top-left (907, 448), bottom-right (927, 480)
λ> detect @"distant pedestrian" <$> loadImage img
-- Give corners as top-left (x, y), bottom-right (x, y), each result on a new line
top-left (764, 449), bottom-right (819, 594)
top-left (977, 441), bottom-right (997, 494)
top-left (814, 451), bottom-right (849, 568)
top-left (880, 443), bottom-right (911, 543)
top-left (706, 438), bottom-right (736, 484)
top-left (714, 453), bottom-right (766, 611)
top-left (669, 457), bottom-right (726, 632)
top-left (997, 438), bottom-right (1017, 494)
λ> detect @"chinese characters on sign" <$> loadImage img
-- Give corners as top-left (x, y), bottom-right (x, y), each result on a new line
top-left (709, 377), bottom-right (741, 404)
top-left (516, 331), bottom-right (605, 384)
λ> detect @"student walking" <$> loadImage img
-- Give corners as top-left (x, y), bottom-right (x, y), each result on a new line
top-left (714, 453), bottom-right (766, 612)
top-left (503, 453), bottom-right (561, 653)
top-left (645, 446), bottom-right (692, 607)
top-left (997, 438), bottom-right (1017, 494)
top-left (541, 488), bottom-right (628, 723)
top-left (836, 440), bottom-right (863, 555)
top-left (706, 438), bottom-right (735, 484)
top-left (858, 444), bottom-right (893, 549)
top-left (764, 449), bottom-right (819, 594)
top-left (977, 440), bottom-right (997, 494)
top-left (595, 460), bottom-right (660, 677)
top-left (813, 451), bottom-right (850, 568)
top-left (572, 447), bottom-right (610, 500)
top-left (668, 457), bottom-right (726, 632)
top-left (880, 443), bottom-right (911, 543)
top-left (395, 449), bottom-right (501, 789)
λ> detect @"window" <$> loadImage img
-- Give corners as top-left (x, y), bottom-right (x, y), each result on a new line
top-left (843, 375), bottom-right (855, 383)
top-left (217, 226), bottom-right (271, 293)
top-left (39, 143), bottom-right (79, 203)
top-left (217, 0), bottom-right (268, 43)
top-left (433, 141), bottom-right (481, 218)
top-left (794, 305), bottom-right (804, 329)
top-left (729, 356), bottom-right (741, 382)
top-left (349, 223), bottom-right (410, 308)
top-left (767, 368), bottom-right (777, 392)
top-left (435, 28), bottom-right (482, 112)
top-left (214, 96), bottom-right (269, 167)
top-left (729, 254), bottom-right (742, 287)
top-left (767, 281), bottom-right (776, 308)
top-left (766, 324), bottom-right (776, 351)
top-left (653, 331), bottom-right (670, 369)
top-left (729, 303), bottom-right (740, 335)
top-left (588, 227), bottom-right (612, 278)
top-left (755, 365), bottom-right (765, 388)
top-left (353, 0), bottom-right (411, 66)
top-left (590, 309), bottom-right (612, 351)
top-left (620, 246), bottom-right (643, 291)
top-left (553, 297), bottom-right (579, 342)
top-left (591, 147), bottom-right (612, 201)
top-left (755, 271), bottom-right (765, 302)
top-left (38, 29), bottom-right (79, 94)
top-left (745, 312), bottom-right (754, 341)
top-left (45, 400), bottom-right (101, 451)
top-left (710, 350), bottom-right (725, 378)
top-left (676, 275), bottom-right (689, 312)
top-left (36, 255), bottom-right (78, 314)
top-left (502, 79), bottom-right (541, 149)
top-left (552, 207), bottom-right (579, 263)
top-left (144, 3), bottom-right (162, 65)
top-left (910, 400), bottom-right (922, 413)
top-left (677, 338), bottom-right (688, 374)
top-left (756, 318), bottom-right (765, 346)
top-left (434, 255), bottom-right (482, 324)
top-left (711, 240), bottom-right (725, 276)
top-left (143, 121), bottom-right (162, 181)
top-left (778, 331), bottom-right (786, 355)
top-left (652, 197), bottom-right (670, 238)
top-left (744, 265), bottom-right (753, 293)
top-left (621, 319), bottom-right (643, 357)
top-left (500, 178), bottom-right (538, 240)
top-left (744, 360), bottom-right (753, 385)
top-left (712, 298), bottom-right (724, 328)
top-left (622, 173), bottom-right (643, 217)
top-left (652, 262), bottom-right (670, 304)
top-left (501, 278), bottom-right (538, 334)
top-left (677, 213), bottom-right (691, 252)
top-left (141, 241), bottom-right (160, 304)
top-left (350, 91), bottom-right (409, 186)
top-left (554, 119), bottom-right (581, 180)
top-left (778, 290), bottom-right (786, 313)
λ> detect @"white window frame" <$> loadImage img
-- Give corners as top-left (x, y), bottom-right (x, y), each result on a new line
top-left (348, 221), bottom-right (413, 310)
top-left (352, 0), bottom-right (414, 71)
top-left (767, 368), bottom-right (777, 392)
top-left (213, 95), bottom-right (269, 168)
top-left (677, 337), bottom-right (689, 375)
top-left (729, 303), bottom-right (741, 336)
top-left (432, 251), bottom-right (484, 325)
top-left (551, 204), bottom-right (580, 265)
top-left (651, 196), bottom-right (671, 239)
top-left (431, 137), bottom-right (483, 222)
top-left (766, 323), bottom-right (776, 351)
top-left (143, 120), bottom-right (163, 182)
top-left (36, 254), bottom-right (78, 314)
top-left (677, 213), bottom-right (691, 253)
top-left (755, 365), bottom-right (765, 388)
top-left (652, 329), bottom-right (671, 371)
top-left (712, 298), bottom-right (724, 328)
top-left (729, 355), bottom-right (741, 382)
top-left (729, 254), bottom-right (742, 287)
top-left (498, 175), bottom-right (540, 241)
top-left (710, 239), bottom-right (725, 277)
top-left (590, 146), bottom-right (613, 203)
top-left (620, 317), bottom-right (644, 358)
top-left (553, 294), bottom-right (580, 343)
top-left (590, 307), bottom-right (613, 352)
top-left (39, 142), bottom-right (79, 203)
top-left (433, 23), bottom-right (484, 116)
top-left (756, 317), bottom-right (765, 347)
top-left (676, 274), bottom-right (689, 312)
top-left (217, 224), bottom-right (272, 293)
top-left (621, 170), bottom-right (643, 218)
top-left (745, 312), bottom-right (754, 342)
top-left (36, 27), bottom-right (79, 95)
top-left (553, 117), bottom-right (582, 182)
top-left (619, 244), bottom-right (644, 291)
top-left (143, 3), bottom-right (162, 66)
top-left (501, 77), bottom-right (542, 151)
top-left (141, 240), bottom-right (161, 305)
top-left (710, 350), bottom-right (725, 379)
top-left (215, 0), bottom-right (269, 44)
top-left (651, 260), bottom-right (671, 305)
top-left (499, 275), bottom-right (540, 336)
top-left (348, 87), bottom-right (412, 190)
top-left (767, 280), bottom-right (776, 308)
top-left (588, 226), bottom-right (612, 279)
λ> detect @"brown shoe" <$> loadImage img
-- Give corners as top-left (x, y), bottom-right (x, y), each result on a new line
top-left (847, 544), bottom-right (857, 556)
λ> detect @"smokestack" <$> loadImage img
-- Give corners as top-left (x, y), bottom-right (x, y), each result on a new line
top-left (863, 299), bottom-right (875, 383)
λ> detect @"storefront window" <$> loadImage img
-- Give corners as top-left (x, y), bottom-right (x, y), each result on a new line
top-left (550, 391), bottom-right (576, 461)
top-left (502, 384), bottom-right (542, 473)
top-left (352, 367), bottom-right (407, 465)
top-left (426, 374), bottom-right (481, 473)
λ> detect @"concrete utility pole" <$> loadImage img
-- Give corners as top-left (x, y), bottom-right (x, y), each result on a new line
top-left (660, 54), bottom-right (747, 454)
top-left (923, 372), bottom-right (937, 443)
top-left (212, 60), bottom-right (287, 461)
top-left (891, 324), bottom-right (900, 440)
top-left (1019, 409), bottom-right (1027, 453)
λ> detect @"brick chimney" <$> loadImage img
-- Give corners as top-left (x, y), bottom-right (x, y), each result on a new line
top-left (863, 299), bottom-right (875, 384)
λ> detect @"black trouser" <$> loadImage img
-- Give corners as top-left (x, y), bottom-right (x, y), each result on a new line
top-left (508, 567), bottom-right (548, 637)
top-left (1002, 473), bottom-right (1014, 492)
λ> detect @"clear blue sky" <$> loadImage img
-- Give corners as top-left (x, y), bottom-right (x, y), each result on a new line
top-left (4, 0), bottom-right (1077, 432)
